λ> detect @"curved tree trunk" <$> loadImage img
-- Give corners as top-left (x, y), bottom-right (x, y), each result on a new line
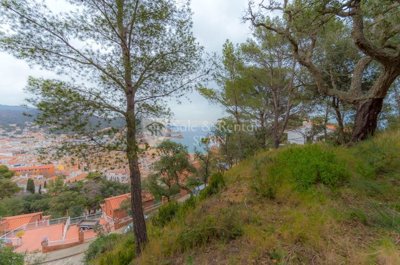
top-left (351, 98), bottom-right (384, 142)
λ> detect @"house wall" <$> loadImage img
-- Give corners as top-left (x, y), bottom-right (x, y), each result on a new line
top-left (287, 131), bottom-right (306, 145)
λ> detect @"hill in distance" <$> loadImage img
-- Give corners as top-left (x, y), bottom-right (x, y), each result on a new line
top-left (0, 104), bottom-right (125, 130)
top-left (0, 104), bottom-right (38, 127)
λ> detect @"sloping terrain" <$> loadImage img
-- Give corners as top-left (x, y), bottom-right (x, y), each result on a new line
top-left (90, 130), bottom-right (400, 265)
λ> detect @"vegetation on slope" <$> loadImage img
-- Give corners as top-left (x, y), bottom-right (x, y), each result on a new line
top-left (89, 130), bottom-right (400, 264)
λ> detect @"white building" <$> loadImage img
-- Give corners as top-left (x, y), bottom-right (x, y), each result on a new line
top-left (286, 121), bottom-right (336, 145)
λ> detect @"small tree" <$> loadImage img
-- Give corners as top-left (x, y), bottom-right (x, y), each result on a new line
top-left (0, 165), bottom-right (14, 179)
top-left (0, 180), bottom-right (20, 200)
top-left (194, 137), bottom-right (215, 184)
top-left (0, 0), bottom-right (204, 253)
top-left (26, 179), bottom-right (35, 194)
top-left (0, 165), bottom-right (19, 199)
top-left (146, 140), bottom-right (195, 201)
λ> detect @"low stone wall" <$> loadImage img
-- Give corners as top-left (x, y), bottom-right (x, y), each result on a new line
top-left (41, 231), bottom-right (84, 253)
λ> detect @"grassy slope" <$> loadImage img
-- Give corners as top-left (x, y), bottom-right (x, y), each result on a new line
top-left (94, 130), bottom-right (400, 265)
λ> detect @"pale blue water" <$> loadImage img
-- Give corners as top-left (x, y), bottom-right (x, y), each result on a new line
top-left (169, 126), bottom-right (212, 153)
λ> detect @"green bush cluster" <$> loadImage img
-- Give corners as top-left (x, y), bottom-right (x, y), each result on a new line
top-left (152, 196), bottom-right (198, 228)
top-left (85, 234), bottom-right (134, 265)
top-left (152, 201), bottom-right (180, 227)
top-left (251, 157), bottom-right (280, 199)
top-left (199, 172), bottom-right (225, 200)
top-left (268, 145), bottom-right (349, 190)
top-left (176, 208), bottom-right (243, 251)
top-left (354, 136), bottom-right (400, 176)
top-left (0, 247), bottom-right (24, 265)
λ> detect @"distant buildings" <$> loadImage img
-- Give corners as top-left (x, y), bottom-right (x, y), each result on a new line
top-left (286, 121), bottom-right (337, 145)
top-left (10, 164), bottom-right (55, 177)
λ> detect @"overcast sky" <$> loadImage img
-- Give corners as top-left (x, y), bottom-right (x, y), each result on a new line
top-left (0, 0), bottom-right (251, 123)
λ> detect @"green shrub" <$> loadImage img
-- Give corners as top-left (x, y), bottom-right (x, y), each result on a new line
top-left (354, 136), bottom-right (400, 176)
top-left (152, 201), bottom-right (180, 227)
top-left (268, 145), bottom-right (349, 190)
top-left (177, 195), bottom-right (197, 217)
top-left (176, 208), bottom-right (243, 251)
top-left (0, 247), bottom-right (24, 265)
top-left (251, 158), bottom-right (279, 199)
top-left (92, 235), bottom-right (135, 265)
top-left (85, 234), bottom-right (133, 265)
top-left (199, 172), bottom-right (225, 200)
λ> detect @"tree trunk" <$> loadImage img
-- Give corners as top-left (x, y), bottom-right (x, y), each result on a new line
top-left (332, 97), bottom-right (345, 144)
top-left (351, 98), bottom-right (384, 142)
top-left (116, 0), bottom-right (148, 254)
top-left (127, 123), bottom-right (148, 253)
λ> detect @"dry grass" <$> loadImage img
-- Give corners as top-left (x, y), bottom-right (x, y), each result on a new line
top-left (100, 130), bottom-right (400, 265)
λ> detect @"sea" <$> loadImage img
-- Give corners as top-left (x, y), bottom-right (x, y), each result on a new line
top-left (169, 126), bottom-right (212, 153)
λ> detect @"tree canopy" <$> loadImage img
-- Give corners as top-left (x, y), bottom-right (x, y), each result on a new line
top-left (0, 0), bottom-right (203, 252)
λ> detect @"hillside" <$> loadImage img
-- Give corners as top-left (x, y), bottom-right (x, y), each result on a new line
top-left (87, 130), bottom-right (400, 265)
top-left (0, 104), bottom-right (38, 127)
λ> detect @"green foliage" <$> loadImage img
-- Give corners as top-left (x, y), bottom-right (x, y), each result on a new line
top-left (26, 178), bottom-right (35, 194)
top-left (251, 157), bottom-right (279, 199)
top-left (211, 118), bottom-right (260, 165)
top-left (146, 140), bottom-right (195, 201)
top-left (268, 145), bottom-right (349, 190)
top-left (176, 208), bottom-right (243, 252)
top-left (22, 193), bottom-right (50, 214)
top-left (152, 202), bottom-right (180, 227)
top-left (0, 165), bottom-right (19, 199)
top-left (49, 190), bottom-right (86, 218)
top-left (194, 137), bottom-right (215, 184)
top-left (0, 165), bottom-right (14, 179)
top-left (0, 197), bottom-right (25, 217)
top-left (0, 178), bottom-right (20, 199)
top-left (354, 134), bottom-right (400, 176)
top-left (178, 195), bottom-right (197, 216)
top-left (90, 235), bottom-right (135, 265)
top-left (85, 234), bottom-right (122, 264)
top-left (0, 173), bottom-right (129, 219)
top-left (0, 247), bottom-right (24, 265)
top-left (199, 172), bottom-right (225, 200)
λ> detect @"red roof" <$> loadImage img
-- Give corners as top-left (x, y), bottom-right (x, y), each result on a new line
top-left (65, 172), bottom-right (88, 183)
top-left (0, 212), bottom-right (43, 232)
top-left (104, 192), bottom-right (154, 211)
top-left (104, 193), bottom-right (130, 212)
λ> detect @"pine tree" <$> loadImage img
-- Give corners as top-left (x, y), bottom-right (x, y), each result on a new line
top-left (0, 0), bottom-right (204, 253)
top-left (27, 179), bottom-right (35, 194)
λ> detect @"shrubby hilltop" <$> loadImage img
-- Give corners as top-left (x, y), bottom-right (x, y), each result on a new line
top-left (88, 129), bottom-right (400, 265)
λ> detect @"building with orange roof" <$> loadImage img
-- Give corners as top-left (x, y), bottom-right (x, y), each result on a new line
top-left (101, 192), bottom-right (154, 223)
top-left (65, 172), bottom-right (88, 183)
top-left (11, 164), bottom-right (55, 177)
top-left (0, 212), bottom-right (44, 234)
